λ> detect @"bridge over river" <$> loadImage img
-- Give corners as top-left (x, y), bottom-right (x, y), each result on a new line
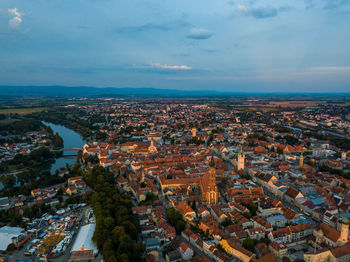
top-left (53, 147), bottom-right (83, 152)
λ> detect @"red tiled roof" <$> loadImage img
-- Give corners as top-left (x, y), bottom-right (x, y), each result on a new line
top-left (330, 243), bottom-right (350, 258)
top-left (317, 223), bottom-right (341, 243)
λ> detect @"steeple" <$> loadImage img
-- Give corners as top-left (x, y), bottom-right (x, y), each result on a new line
top-left (192, 127), bottom-right (197, 138)
top-left (237, 147), bottom-right (245, 171)
top-left (208, 157), bottom-right (217, 198)
top-left (340, 218), bottom-right (349, 243)
top-left (141, 166), bottom-right (145, 183)
top-left (200, 156), bottom-right (220, 205)
top-left (341, 152), bottom-right (347, 160)
top-left (209, 156), bottom-right (215, 168)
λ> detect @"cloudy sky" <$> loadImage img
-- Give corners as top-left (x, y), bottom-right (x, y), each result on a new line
top-left (0, 0), bottom-right (350, 92)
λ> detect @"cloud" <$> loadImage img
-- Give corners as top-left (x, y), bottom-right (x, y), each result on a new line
top-left (237, 4), bottom-right (248, 12)
top-left (117, 23), bottom-right (171, 33)
top-left (323, 0), bottom-right (350, 9)
top-left (8, 8), bottom-right (23, 29)
top-left (187, 28), bottom-right (213, 40)
top-left (311, 66), bottom-right (350, 71)
top-left (151, 63), bottom-right (192, 70)
top-left (116, 20), bottom-right (191, 34)
top-left (237, 5), bottom-right (278, 19)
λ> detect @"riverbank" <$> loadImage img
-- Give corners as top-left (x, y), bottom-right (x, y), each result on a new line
top-left (32, 108), bottom-right (94, 140)
top-left (42, 122), bottom-right (86, 174)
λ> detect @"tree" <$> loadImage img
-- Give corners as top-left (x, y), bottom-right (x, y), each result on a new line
top-left (117, 233), bottom-right (132, 256)
top-left (242, 202), bottom-right (258, 216)
top-left (243, 238), bottom-right (257, 252)
top-left (6, 243), bottom-right (16, 252)
top-left (104, 216), bottom-right (115, 232)
top-left (119, 253), bottom-right (129, 262)
top-left (220, 218), bottom-right (233, 227)
top-left (112, 226), bottom-right (125, 246)
top-left (282, 257), bottom-right (291, 262)
top-left (175, 220), bottom-right (186, 233)
top-left (52, 133), bottom-right (63, 149)
top-left (190, 201), bottom-right (196, 212)
top-left (1, 174), bottom-right (15, 188)
top-left (103, 239), bottom-right (114, 261)
top-left (242, 211), bottom-right (252, 219)
top-left (166, 207), bottom-right (182, 226)
top-left (166, 207), bottom-right (185, 233)
top-left (85, 166), bottom-right (142, 261)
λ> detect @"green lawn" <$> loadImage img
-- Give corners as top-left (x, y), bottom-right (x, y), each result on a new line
top-left (0, 107), bottom-right (48, 115)
top-left (0, 119), bottom-right (18, 125)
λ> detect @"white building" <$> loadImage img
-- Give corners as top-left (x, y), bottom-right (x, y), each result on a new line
top-left (70, 223), bottom-right (98, 261)
top-left (0, 226), bottom-right (27, 251)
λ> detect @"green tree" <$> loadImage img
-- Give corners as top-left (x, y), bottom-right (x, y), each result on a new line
top-left (175, 220), bottom-right (186, 233)
top-left (243, 238), bottom-right (257, 252)
top-left (6, 243), bottom-right (16, 252)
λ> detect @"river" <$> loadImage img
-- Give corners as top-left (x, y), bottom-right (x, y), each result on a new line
top-left (42, 122), bottom-right (86, 174)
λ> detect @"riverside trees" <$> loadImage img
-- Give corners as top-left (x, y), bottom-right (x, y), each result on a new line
top-left (84, 166), bottom-right (144, 262)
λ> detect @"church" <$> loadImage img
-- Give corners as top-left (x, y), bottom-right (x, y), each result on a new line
top-left (200, 157), bottom-right (220, 205)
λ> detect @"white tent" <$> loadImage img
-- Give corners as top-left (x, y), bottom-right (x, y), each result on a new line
top-left (71, 223), bottom-right (98, 255)
top-left (0, 226), bottom-right (26, 251)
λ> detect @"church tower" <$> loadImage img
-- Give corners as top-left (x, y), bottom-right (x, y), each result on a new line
top-left (340, 218), bottom-right (349, 244)
top-left (200, 157), bottom-right (220, 205)
top-left (207, 157), bottom-right (219, 205)
top-left (141, 167), bottom-right (145, 183)
top-left (148, 139), bottom-right (157, 154)
top-left (299, 153), bottom-right (304, 169)
top-left (237, 148), bottom-right (245, 171)
top-left (192, 128), bottom-right (197, 138)
top-left (208, 157), bottom-right (216, 191)
top-left (342, 152), bottom-right (347, 160)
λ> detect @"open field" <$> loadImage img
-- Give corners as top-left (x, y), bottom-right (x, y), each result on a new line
top-left (267, 101), bottom-right (326, 108)
top-left (0, 119), bottom-right (17, 125)
top-left (0, 107), bottom-right (48, 115)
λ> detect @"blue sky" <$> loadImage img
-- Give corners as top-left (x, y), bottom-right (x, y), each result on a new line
top-left (0, 0), bottom-right (350, 92)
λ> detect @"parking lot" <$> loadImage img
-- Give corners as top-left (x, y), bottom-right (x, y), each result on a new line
top-left (0, 204), bottom-right (103, 262)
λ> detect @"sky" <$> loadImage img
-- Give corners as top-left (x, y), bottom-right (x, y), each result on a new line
top-left (0, 0), bottom-right (350, 93)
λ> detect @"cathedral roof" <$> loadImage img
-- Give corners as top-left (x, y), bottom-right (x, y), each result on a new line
top-left (316, 223), bottom-right (341, 243)
top-left (209, 157), bottom-right (215, 168)
top-left (201, 172), bottom-right (210, 192)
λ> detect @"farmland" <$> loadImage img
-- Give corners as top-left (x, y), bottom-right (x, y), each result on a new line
top-left (0, 107), bottom-right (48, 115)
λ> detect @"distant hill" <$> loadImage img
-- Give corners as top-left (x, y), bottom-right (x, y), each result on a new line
top-left (1, 85), bottom-right (348, 98)
top-left (0, 85), bottom-right (228, 97)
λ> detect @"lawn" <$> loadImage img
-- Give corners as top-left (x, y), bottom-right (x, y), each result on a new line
top-left (0, 119), bottom-right (18, 125)
top-left (0, 107), bottom-right (48, 115)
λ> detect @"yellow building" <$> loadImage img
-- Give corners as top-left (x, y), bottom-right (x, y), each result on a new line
top-left (304, 243), bottom-right (350, 262)
top-left (219, 238), bottom-right (255, 262)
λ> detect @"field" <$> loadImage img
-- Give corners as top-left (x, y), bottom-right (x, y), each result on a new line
top-left (267, 101), bottom-right (325, 108)
top-left (0, 119), bottom-right (17, 125)
top-left (0, 107), bottom-right (48, 115)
